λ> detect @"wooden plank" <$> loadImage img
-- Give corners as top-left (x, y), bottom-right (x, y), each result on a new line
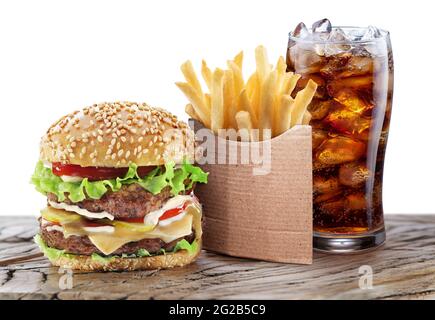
top-left (0, 215), bottom-right (434, 300)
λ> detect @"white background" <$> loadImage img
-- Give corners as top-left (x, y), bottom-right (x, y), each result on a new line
top-left (0, 0), bottom-right (433, 216)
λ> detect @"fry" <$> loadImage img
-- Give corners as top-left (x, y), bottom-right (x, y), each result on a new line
top-left (181, 60), bottom-right (204, 98)
top-left (235, 111), bottom-right (253, 141)
top-left (233, 51), bottom-right (243, 70)
top-left (201, 60), bottom-right (213, 91)
top-left (175, 82), bottom-right (210, 127)
top-left (223, 70), bottom-right (237, 129)
top-left (237, 89), bottom-right (258, 128)
top-left (276, 95), bottom-right (294, 136)
top-left (302, 111), bottom-right (312, 125)
top-left (227, 61), bottom-right (244, 97)
top-left (185, 104), bottom-right (198, 120)
top-left (290, 79), bottom-right (317, 127)
top-left (259, 70), bottom-right (277, 131)
top-left (211, 68), bottom-right (225, 133)
top-left (275, 56), bottom-right (287, 91)
top-left (281, 73), bottom-right (301, 95)
top-left (246, 72), bottom-right (260, 117)
top-left (255, 45), bottom-right (271, 82)
top-left (204, 93), bottom-right (211, 110)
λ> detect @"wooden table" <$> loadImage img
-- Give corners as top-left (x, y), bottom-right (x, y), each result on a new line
top-left (0, 215), bottom-right (434, 300)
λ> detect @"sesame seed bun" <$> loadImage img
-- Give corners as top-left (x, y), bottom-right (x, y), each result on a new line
top-left (49, 239), bottom-right (201, 272)
top-left (40, 101), bottom-right (194, 167)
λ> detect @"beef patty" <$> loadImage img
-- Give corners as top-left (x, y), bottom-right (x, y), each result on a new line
top-left (47, 184), bottom-right (175, 220)
top-left (40, 223), bottom-right (195, 256)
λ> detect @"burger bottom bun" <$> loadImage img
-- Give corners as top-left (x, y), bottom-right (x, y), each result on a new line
top-left (49, 239), bottom-right (201, 272)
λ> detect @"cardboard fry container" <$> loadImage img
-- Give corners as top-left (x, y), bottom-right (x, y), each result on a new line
top-left (191, 120), bottom-right (313, 264)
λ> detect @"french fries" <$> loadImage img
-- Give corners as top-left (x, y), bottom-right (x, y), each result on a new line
top-left (176, 46), bottom-right (317, 141)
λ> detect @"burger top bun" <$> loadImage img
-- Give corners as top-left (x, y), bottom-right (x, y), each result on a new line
top-left (39, 101), bottom-right (195, 167)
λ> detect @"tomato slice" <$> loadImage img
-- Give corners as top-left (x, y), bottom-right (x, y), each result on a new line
top-left (118, 202), bottom-right (190, 224)
top-left (52, 163), bottom-right (157, 181)
top-left (159, 202), bottom-right (189, 221)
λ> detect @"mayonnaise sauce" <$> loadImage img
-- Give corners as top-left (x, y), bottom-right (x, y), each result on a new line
top-left (48, 200), bottom-right (115, 220)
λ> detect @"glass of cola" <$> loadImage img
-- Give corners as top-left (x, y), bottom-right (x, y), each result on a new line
top-left (287, 19), bottom-right (393, 252)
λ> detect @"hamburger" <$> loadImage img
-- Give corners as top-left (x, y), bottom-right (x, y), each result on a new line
top-left (31, 101), bottom-right (208, 271)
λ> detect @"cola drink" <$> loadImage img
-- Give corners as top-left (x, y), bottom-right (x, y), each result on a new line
top-left (287, 20), bottom-right (393, 251)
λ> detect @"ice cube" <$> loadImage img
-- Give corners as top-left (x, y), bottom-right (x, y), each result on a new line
top-left (338, 161), bottom-right (370, 187)
top-left (328, 88), bottom-right (374, 114)
top-left (329, 27), bottom-right (349, 42)
top-left (320, 52), bottom-right (352, 78)
top-left (293, 22), bottom-right (310, 38)
top-left (361, 26), bottom-right (381, 41)
top-left (315, 136), bottom-right (366, 165)
top-left (313, 176), bottom-right (340, 195)
top-left (312, 18), bottom-right (332, 33)
top-left (316, 198), bottom-right (346, 216)
top-left (345, 193), bottom-right (367, 210)
top-left (289, 48), bottom-right (326, 75)
top-left (324, 107), bottom-right (371, 137)
top-left (327, 76), bottom-right (373, 93)
top-left (308, 99), bottom-right (335, 120)
top-left (339, 56), bottom-right (374, 78)
top-left (324, 28), bottom-right (352, 56)
top-left (314, 190), bottom-right (342, 205)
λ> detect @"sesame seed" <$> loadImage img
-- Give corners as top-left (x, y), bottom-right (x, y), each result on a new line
top-left (97, 136), bottom-right (103, 143)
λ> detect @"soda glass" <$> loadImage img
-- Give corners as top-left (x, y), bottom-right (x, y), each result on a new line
top-left (287, 22), bottom-right (393, 252)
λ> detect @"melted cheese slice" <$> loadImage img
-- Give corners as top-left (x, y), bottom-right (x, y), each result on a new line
top-left (43, 204), bottom-right (202, 256)
top-left (84, 214), bottom-right (194, 255)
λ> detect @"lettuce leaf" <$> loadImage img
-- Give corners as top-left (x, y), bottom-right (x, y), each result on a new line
top-left (33, 234), bottom-right (198, 264)
top-left (31, 160), bottom-right (208, 202)
top-left (34, 234), bottom-right (74, 261)
top-left (173, 238), bottom-right (198, 254)
top-left (35, 235), bottom-right (198, 263)
top-left (136, 249), bottom-right (151, 257)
